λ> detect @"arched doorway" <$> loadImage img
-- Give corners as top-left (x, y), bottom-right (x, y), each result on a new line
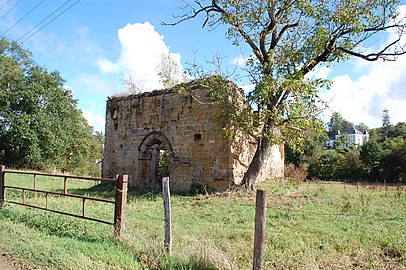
top-left (138, 131), bottom-right (174, 189)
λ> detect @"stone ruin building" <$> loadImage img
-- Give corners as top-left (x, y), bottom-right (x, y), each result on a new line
top-left (103, 79), bottom-right (284, 191)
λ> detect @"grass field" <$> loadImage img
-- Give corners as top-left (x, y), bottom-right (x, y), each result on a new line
top-left (0, 172), bottom-right (405, 269)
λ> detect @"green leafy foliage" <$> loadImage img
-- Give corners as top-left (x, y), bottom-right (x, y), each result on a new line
top-left (380, 137), bottom-right (406, 182)
top-left (170, 0), bottom-right (405, 185)
top-left (159, 150), bottom-right (170, 178)
top-left (308, 150), bottom-right (340, 180)
top-left (0, 38), bottom-right (103, 176)
top-left (308, 116), bottom-right (405, 182)
top-left (382, 108), bottom-right (391, 138)
top-left (360, 141), bottom-right (382, 178)
top-left (336, 147), bottom-right (363, 179)
top-left (328, 112), bottom-right (353, 138)
top-left (285, 119), bottom-right (328, 166)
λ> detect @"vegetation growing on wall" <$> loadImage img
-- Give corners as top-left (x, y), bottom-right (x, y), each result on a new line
top-left (167, 0), bottom-right (406, 188)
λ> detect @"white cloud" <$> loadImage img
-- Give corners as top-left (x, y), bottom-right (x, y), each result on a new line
top-left (71, 73), bottom-right (120, 96)
top-left (97, 58), bottom-right (118, 74)
top-left (232, 55), bottom-right (248, 67)
top-left (322, 54), bottom-right (406, 128)
top-left (239, 83), bottom-right (255, 94)
top-left (315, 66), bottom-right (332, 80)
top-left (82, 110), bottom-right (105, 133)
top-left (71, 22), bottom-right (186, 132)
top-left (306, 65), bottom-right (332, 80)
top-left (97, 22), bottom-right (183, 92)
top-left (321, 5), bottom-right (406, 128)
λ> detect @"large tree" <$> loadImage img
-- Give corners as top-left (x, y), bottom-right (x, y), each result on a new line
top-left (0, 38), bottom-right (103, 176)
top-left (167, 0), bottom-right (406, 188)
top-left (382, 108), bottom-right (391, 138)
top-left (327, 112), bottom-right (353, 137)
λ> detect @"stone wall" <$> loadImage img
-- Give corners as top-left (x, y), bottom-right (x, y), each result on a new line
top-left (103, 80), bottom-right (284, 191)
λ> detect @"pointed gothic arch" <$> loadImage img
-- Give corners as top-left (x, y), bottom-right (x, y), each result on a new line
top-left (138, 131), bottom-right (174, 155)
top-left (138, 131), bottom-right (174, 189)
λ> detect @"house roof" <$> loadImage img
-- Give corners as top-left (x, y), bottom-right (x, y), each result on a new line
top-left (344, 127), bottom-right (364, 135)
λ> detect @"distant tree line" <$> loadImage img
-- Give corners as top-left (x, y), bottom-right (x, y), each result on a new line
top-left (286, 111), bottom-right (405, 183)
top-left (0, 38), bottom-right (103, 176)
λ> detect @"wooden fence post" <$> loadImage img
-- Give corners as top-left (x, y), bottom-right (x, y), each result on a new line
top-left (253, 189), bottom-right (267, 270)
top-left (162, 177), bottom-right (172, 255)
top-left (0, 165), bottom-right (5, 208)
top-left (114, 174), bottom-right (128, 237)
top-left (64, 176), bottom-right (68, 194)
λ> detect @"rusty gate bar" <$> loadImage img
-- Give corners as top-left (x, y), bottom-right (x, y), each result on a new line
top-left (5, 182), bottom-right (115, 225)
top-left (33, 174), bottom-right (37, 199)
top-left (82, 198), bottom-right (86, 217)
top-left (8, 200), bottom-right (114, 225)
top-left (64, 177), bottom-right (68, 194)
top-left (0, 165), bottom-right (5, 208)
top-left (2, 170), bottom-right (116, 182)
top-left (6, 186), bottom-right (115, 204)
top-left (114, 174), bottom-right (128, 237)
top-left (1, 167), bottom-right (126, 232)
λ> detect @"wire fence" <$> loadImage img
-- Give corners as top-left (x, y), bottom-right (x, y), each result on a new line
top-left (1, 172), bottom-right (404, 269)
top-left (131, 184), bottom-right (405, 234)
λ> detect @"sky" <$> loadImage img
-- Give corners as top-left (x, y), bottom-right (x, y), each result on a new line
top-left (0, 0), bottom-right (405, 133)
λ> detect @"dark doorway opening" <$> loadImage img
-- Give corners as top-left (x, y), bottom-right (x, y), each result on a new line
top-left (138, 131), bottom-right (173, 190)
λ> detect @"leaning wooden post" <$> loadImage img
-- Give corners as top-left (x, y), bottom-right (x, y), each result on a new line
top-left (162, 177), bottom-right (172, 255)
top-left (0, 165), bottom-right (5, 208)
top-left (114, 174), bottom-right (128, 237)
top-left (253, 189), bottom-right (267, 270)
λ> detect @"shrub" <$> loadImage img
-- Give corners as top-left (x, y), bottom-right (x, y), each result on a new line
top-left (336, 148), bottom-right (363, 179)
top-left (284, 163), bottom-right (308, 182)
top-left (308, 150), bottom-right (340, 180)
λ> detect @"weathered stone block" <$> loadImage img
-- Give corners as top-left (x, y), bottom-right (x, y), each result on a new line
top-left (103, 79), bottom-right (284, 192)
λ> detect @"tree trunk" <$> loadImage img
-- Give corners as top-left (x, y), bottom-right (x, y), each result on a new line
top-left (242, 136), bottom-right (275, 190)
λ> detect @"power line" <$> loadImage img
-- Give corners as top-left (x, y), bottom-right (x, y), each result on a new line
top-left (0, 0), bottom-right (22, 21)
top-left (1, 0), bottom-right (46, 37)
top-left (20, 0), bottom-right (80, 44)
top-left (0, 0), bottom-right (12, 12)
top-left (17, 0), bottom-right (80, 44)
top-left (16, 0), bottom-right (73, 42)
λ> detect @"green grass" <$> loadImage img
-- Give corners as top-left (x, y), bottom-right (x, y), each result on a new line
top-left (1, 173), bottom-right (405, 269)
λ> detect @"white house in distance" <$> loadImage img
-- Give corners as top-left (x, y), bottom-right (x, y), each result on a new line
top-left (326, 127), bottom-right (369, 149)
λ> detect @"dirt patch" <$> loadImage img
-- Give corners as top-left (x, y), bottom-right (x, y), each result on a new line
top-left (0, 252), bottom-right (37, 270)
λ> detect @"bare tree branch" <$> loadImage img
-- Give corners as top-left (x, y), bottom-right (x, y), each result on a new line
top-left (337, 38), bottom-right (406, 61)
top-left (161, 1), bottom-right (219, 27)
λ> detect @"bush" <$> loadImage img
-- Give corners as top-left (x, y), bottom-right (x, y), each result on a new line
top-left (336, 148), bottom-right (363, 179)
top-left (379, 139), bottom-right (406, 182)
top-left (284, 163), bottom-right (308, 182)
top-left (308, 150), bottom-right (340, 180)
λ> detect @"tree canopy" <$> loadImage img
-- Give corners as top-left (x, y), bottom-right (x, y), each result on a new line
top-left (167, 0), bottom-right (406, 187)
top-left (327, 112), bottom-right (353, 137)
top-left (0, 38), bottom-right (102, 176)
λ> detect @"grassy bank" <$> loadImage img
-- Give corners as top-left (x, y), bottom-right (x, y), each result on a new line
top-left (0, 173), bottom-right (405, 269)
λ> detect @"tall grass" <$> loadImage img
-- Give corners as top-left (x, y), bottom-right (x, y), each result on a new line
top-left (0, 173), bottom-right (405, 269)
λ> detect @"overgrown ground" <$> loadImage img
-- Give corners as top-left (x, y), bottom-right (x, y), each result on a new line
top-left (0, 173), bottom-right (405, 269)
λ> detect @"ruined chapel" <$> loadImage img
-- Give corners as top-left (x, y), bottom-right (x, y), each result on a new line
top-left (103, 79), bottom-right (284, 191)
